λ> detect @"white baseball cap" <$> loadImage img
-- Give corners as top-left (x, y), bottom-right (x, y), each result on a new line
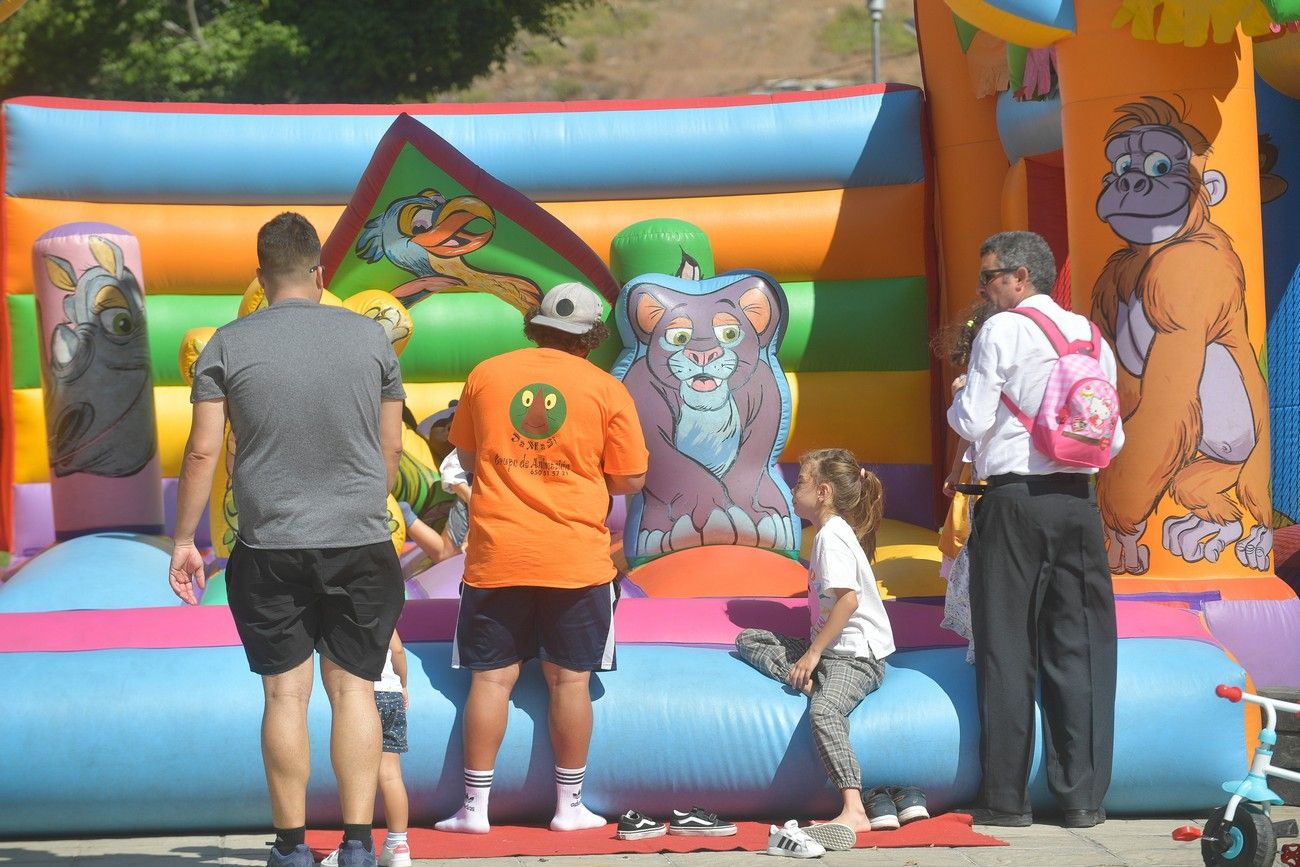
top-left (532, 282), bottom-right (605, 334)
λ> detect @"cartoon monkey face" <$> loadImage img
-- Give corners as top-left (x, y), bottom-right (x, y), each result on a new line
top-left (1096, 124), bottom-right (1225, 245)
top-left (509, 383), bottom-right (567, 439)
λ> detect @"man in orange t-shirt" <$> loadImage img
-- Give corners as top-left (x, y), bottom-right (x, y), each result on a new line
top-left (436, 282), bottom-right (648, 836)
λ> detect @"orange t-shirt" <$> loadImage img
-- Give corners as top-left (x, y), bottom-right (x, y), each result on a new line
top-left (449, 347), bottom-right (649, 589)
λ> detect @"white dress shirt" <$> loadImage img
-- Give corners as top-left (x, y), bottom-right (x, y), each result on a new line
top-left (946, 293), bottom-right (1125, 479)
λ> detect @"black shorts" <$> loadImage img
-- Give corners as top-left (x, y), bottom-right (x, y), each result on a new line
top-left (452, 581), bottom-right (619, 672)
top-left (226, 539), bottom-right (404, 681)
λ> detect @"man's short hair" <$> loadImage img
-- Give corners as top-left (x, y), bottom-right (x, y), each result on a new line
top-left (257, 212), bottom-right (321, 281)
top-left (980, 231), bottom-right (1055, 295)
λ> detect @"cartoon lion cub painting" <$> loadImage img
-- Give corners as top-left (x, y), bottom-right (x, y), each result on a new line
top-left (614, 257), bottom-right (797, 564)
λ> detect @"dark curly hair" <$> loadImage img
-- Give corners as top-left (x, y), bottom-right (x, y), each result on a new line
top-left (931, 299), bottom-right (995, 368)
top-left (522, 306), bottom-right (610, 356)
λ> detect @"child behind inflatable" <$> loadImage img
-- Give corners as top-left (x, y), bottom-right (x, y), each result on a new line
top-left (324, 631), bottom-right (412, 867)
top-left (735, 448), bottom-right (903, 847)
top-left (932, 301), bottom-right (994, 663)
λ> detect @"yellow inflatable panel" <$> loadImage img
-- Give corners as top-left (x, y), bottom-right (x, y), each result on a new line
top-left (784, 370), bottom-right (932, 465)
top-left (799, 518), bottom-right (944, 600)
top-left (14, 371), bottom-right (925, 482)
top-left (12, 388), bottom-right (46, 485)
top-left (13, 382), bottom-right (468, 482)
top-left (3, 185), bottom-right (927, 294)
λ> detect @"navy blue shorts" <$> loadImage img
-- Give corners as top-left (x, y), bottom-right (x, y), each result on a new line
top-left (452, 581), bottom-right (619, 672)
top-left (375, 690), bottom-right (408, 753)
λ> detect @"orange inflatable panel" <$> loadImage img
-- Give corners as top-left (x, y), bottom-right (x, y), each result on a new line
top-left (630, 545), bottom-right (808, 598)
top-left (3, 185), bottom-right (926, 294)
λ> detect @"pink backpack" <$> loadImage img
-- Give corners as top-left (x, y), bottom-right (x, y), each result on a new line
top-left (999, 307), bottom-right (1120, 469)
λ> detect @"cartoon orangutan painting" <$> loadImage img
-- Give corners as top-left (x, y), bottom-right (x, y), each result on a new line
top-left (1091, 96), bottom-right (1272, 574)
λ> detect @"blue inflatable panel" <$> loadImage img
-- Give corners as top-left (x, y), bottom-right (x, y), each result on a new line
top-left (0, 639), bottom-right (1248, 835)
top-left (1, 89), bottom-right (925, 204)
top-left (996, 90), bottom-right (1063, 164)
top-left (0, 534), bottom-right (177, 612)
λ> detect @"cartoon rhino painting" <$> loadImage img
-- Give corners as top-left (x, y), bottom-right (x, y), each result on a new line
top-left (41, 235), bottom-right (157, 478)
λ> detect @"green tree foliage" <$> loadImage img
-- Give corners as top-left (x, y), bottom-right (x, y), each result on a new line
top-left (0, 0), bottom-right (591, 102)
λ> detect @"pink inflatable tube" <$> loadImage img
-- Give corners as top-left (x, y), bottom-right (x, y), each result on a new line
top-left (31, 223), bottom-right (162, 538)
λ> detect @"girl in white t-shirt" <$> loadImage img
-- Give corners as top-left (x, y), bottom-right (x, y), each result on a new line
top-left (736, 448), bottom-right (895, 834)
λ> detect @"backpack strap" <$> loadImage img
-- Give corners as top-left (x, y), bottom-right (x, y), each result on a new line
top-left (1006, 306), bottom-right (1070, 356)
top-left (1000, 390), bottom-right (1035, 431)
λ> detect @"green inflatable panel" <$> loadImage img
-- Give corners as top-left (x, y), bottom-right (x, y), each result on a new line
top-left (609, 219), bottom-right (715, 285)
top-left (199, 570), bottom-right (228, 606)
top-left (779, 277), bottom-right (930, 372)
top-left (9, 293), bottom-right (242, 389)
top-left (7, 295), bottom-right (41, 390)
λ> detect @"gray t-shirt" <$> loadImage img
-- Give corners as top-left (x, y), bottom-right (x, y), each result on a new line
top-left (190, 299), bottom-right (406, 549)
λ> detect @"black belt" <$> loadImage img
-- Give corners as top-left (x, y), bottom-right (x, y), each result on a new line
top-left (955, 472), bottom-right (1092, 496)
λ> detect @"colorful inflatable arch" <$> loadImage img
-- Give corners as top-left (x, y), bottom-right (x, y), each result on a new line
top-left (0, 4), bottom-right (1292, 832)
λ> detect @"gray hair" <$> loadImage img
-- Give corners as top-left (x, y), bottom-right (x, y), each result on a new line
top-left (980, 231), bottom-right (1056, 295)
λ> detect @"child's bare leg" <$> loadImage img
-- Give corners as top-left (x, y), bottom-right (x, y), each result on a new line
top-left (378, 752), bottom-right (408, 833)
top-left (825, 787), bottom-right (871, 832)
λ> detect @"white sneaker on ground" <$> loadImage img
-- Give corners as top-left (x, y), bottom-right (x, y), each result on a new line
top-left (321, 849), bottom-right (339, 867)
top-left (766, 820), bottom-right (826, 858)
top-left (802, 821), bottom-right (857, 851)
top-left (377, 841), bottom-right (411, 867)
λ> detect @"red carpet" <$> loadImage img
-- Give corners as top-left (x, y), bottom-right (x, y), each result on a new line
top-left (307, 814), bottom-right (1006, 859)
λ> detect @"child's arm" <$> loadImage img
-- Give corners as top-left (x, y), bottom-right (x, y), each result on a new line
top-left (389, 631), bottom-right (409, 709)
top-left (450, 482), bottom-right (471, 503)
top-left (943, 438), bottom-right (972, 498)
top-left (788, 588), bottom-right (858, 693)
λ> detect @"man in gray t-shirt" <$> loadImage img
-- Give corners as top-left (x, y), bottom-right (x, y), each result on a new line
top-left (168, 213), bottom-right (405, 867)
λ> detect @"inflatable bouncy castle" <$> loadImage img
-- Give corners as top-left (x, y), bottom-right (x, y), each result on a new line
top-left (0, 0), bottom-right (1297, 836)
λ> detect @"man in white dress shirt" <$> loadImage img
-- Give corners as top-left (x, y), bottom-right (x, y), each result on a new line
top-left (947, 232), bottom-right (1124, 830)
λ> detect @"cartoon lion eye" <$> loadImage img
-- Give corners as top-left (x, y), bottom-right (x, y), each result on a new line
top-left (1113, 154), bottom-right (1133, 175)
top-left (98, 308), bottom-right (133, 335)
top-left (544, 393), bottom-right (557, 410)
top-left (1143, 152), bottom-right (1172, 177)
top-left (521, 391), bottom-right (534, 407)
top-left (665, 327), bottom-right (692, 346)
top-left (714, 324), bottom-right (741, 345)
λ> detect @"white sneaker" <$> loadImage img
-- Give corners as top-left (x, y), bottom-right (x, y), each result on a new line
top-left (378, 841), bottom-right (412, 867)
top-left (767, 820), bottom-right (826, 858)
top-left (321, 849), bottom-right (339, 867)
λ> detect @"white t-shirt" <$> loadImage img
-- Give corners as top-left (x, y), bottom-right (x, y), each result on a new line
top-left (808, 516), bottom-right (895, 660)
top-left (375, 648), bottom-right (402, 693)
top-left (440, 450), bottom-right (468, 492)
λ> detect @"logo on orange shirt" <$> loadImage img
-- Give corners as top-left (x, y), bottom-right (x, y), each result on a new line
top-left (510, 383), bottom-right (567, 440)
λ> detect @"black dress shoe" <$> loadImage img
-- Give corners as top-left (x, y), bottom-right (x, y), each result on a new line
top-left (1063, 809), bottom-right (1105, 828)
top-left (957, 807), bottom-right (1032, 827)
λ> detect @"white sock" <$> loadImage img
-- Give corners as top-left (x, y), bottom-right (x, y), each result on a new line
top-left (435, 768), bottom-right (492, 834)
top-left (383, 831), bottom-right (408, 849)
top-left (550, 765), bottom-right (605, 831)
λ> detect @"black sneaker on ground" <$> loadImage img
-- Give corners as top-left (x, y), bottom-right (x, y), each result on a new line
top-left (864, 787), bottom-right (900, 831)
top-left (667, 807), bottom-right (737, 836)
top-left (887, 785), bottom-right (930, 824)
top-left (616, 810), bottom-right (667, 840)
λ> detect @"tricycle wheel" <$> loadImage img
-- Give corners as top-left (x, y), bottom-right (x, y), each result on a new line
top-left (1202, 804), bottom-right (1277, 867)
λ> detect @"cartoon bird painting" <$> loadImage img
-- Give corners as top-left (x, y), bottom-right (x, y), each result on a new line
top-left (355, 189), bottom-right (542, 311)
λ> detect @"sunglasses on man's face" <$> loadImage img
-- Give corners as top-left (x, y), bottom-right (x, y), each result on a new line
top-left (978, 266), bottom-right (1019, 287)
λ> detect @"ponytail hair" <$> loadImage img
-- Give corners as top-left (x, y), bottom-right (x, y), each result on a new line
top-left (931, 299), bottom-right (995, 368)
top-left (801, 448), bottom-right (885, 561)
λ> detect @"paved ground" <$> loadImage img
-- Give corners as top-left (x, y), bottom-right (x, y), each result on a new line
top-left (2, 807), bottom-right (1296, 866)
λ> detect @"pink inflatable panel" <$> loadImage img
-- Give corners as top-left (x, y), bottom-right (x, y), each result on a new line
top-left (0, 597), bottom-right (1216, 654)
